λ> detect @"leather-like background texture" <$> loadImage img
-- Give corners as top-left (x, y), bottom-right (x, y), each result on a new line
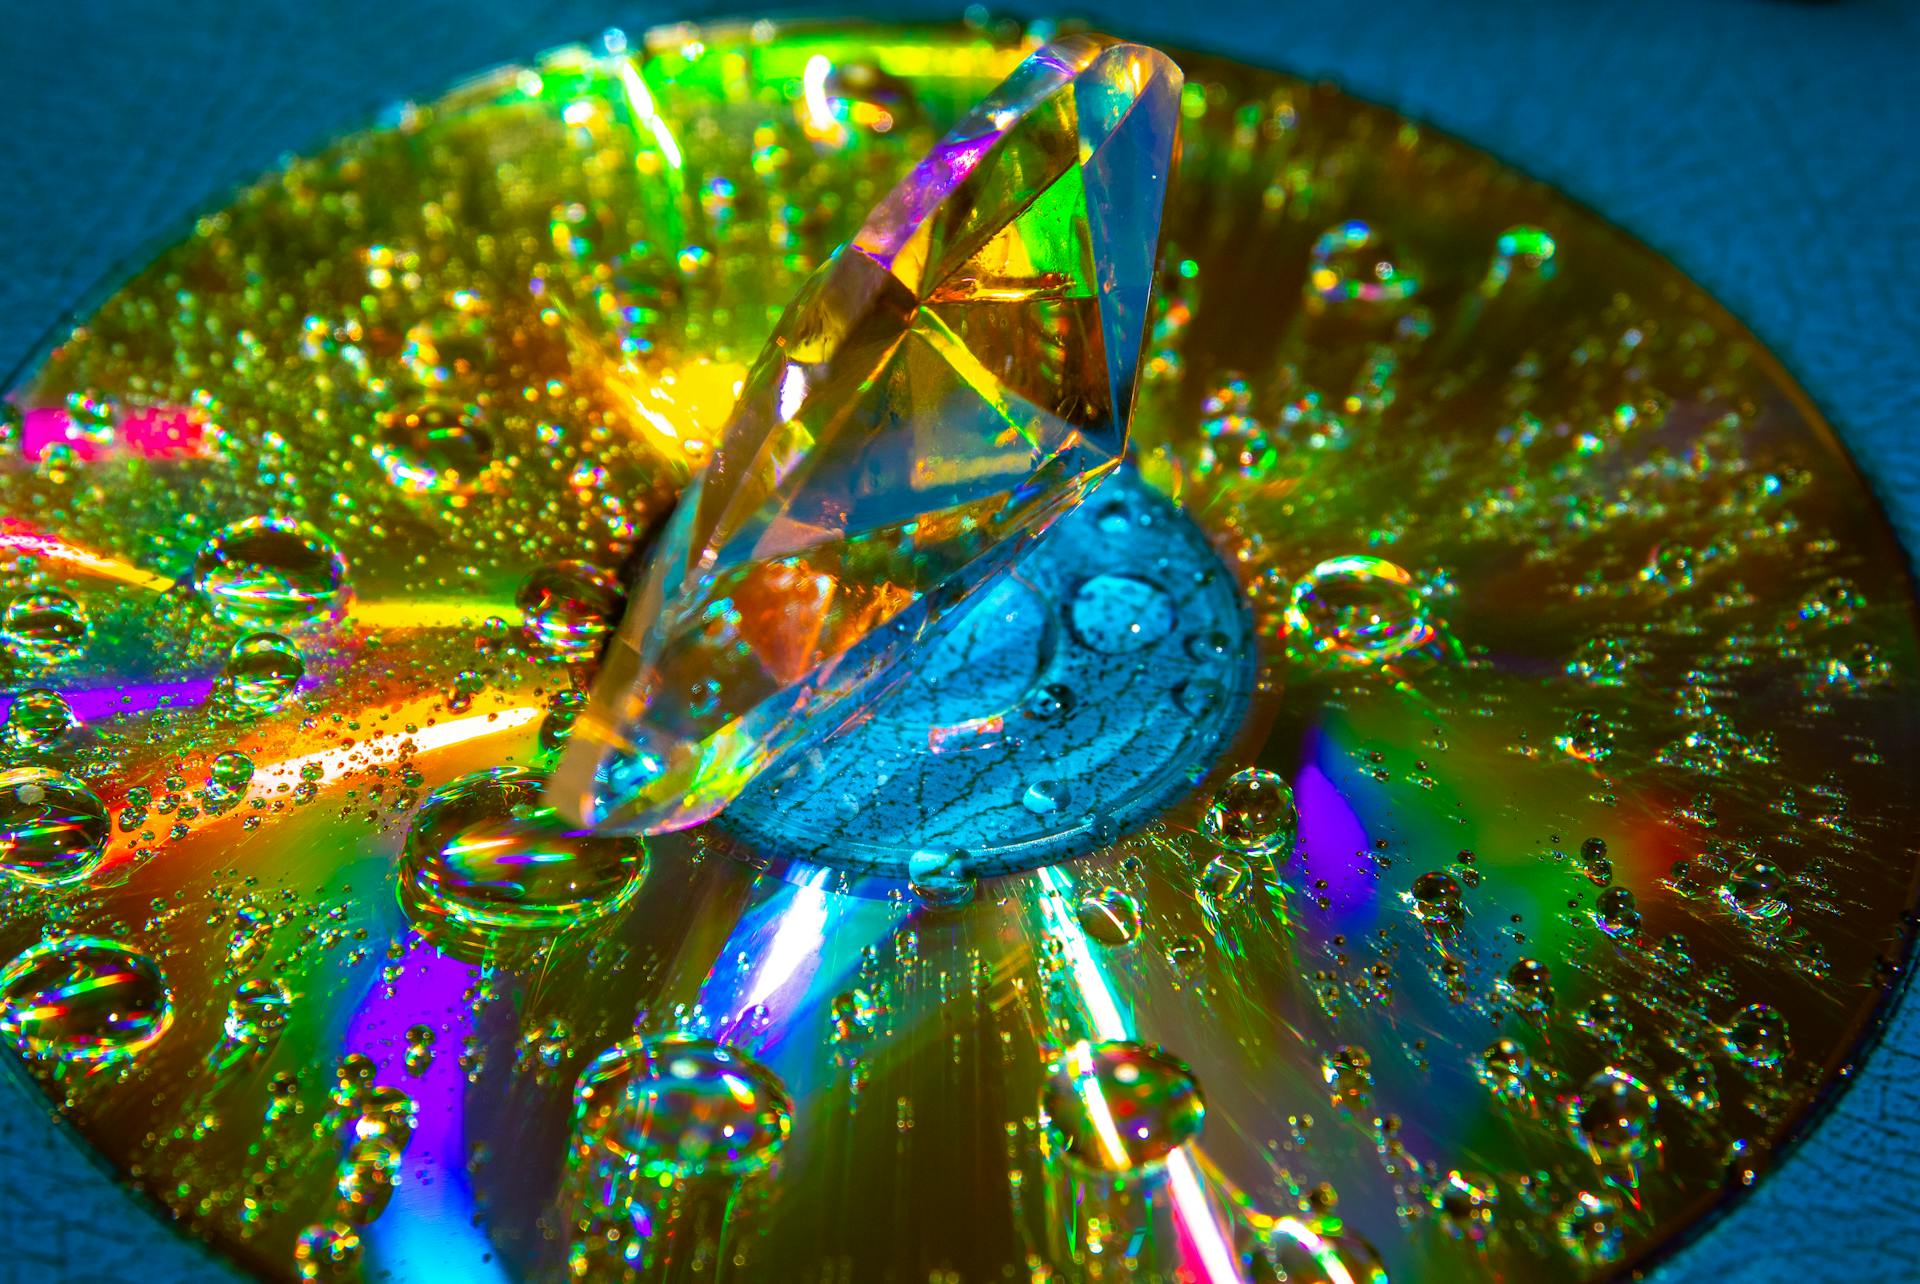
top-left (1, 1), bottom-right (1916, 1279)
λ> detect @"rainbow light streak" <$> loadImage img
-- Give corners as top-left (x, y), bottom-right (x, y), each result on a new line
top-left (345, 942), bottom-right (510, 1284)
top-left (0, 523), bottom-right (174, 592)
top-left (249, 705), bottom-right (541, 795)
top-left (615, 59), bottom-right (684, 169)
top-left (1033, 867), bottom-right (1244, 1284)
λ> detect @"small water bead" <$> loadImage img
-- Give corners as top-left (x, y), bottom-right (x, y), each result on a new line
top-left (1023, 779), bottom-right (1068, 815)
top-left (1065, 573), bottom-right (1176, 654)
top-left (1664, 1062), bottom-right (1720, 1113)
top-left (293, 1220), bottom-right (362, 1280)
top-left (208, 751), bottom-right (255, 793)
top-left (1556, 1190), bottom-right (1624, 1265)
top-left (829, 988), bottom-right (878, 1042)
top-left (574, 1037), bottom-right (793, 1179)
top-left (334, 1053), bottom-right (378, 1107)
top-left (195, 517), bottom-right (348, 626)
top-left (1578, 992), bottom-right (1629, 1040)
top-left (1482, 224), bottom-right (1558, 294)
top-left (2, 591), bottom-right (89, 664)
top-left (335, 1135), bottom-right (402, 1222)
top-left (1184, 629), bottom-right (1233, 662)
top-left (0, 766), bottom-right (110, 886)
top-left (1202, 768), bottom-right (1297, 857)
top-left (1723, 1003), bottom-right (1789, 1069)
top-left (1307, 220), bottom-right (1418, 305)
top-left (1432, 1169), bottom-right (1499, 1241)
top-left (518, 560), bottom-right (621, 654)
top-left (1076, 886), bottom-right (1142, 946)
top-left (404, 1025), bottom-right (436, 1075)
top-left (1505, 958), bottom-right (1554, 1010)
top-left (0, 937), bottom-right (172, 1062)
top-left (1321, 1045), bottom-right (1373, 1109)
top-left (225, 977), bottom-right (292, 1044)
top-left (1022, 682), bottom-right (1073, 722)
top-left (374, 403), bottom-right (497, 497)
top-left (3, 688), bottom-right (75, 749)
top-left (1719, 859), bottom-right (1790, 923)
top-left (1478, 1037), bottom-right (1531, 1098)
top-left (1557, 707), bottom-right (1615, 763)
top-left (1409, 871), bottom-right (1464, 931)
top-left (219, 632), bottom-right (305, 710)
top-left (355, 1085), bottom-right (418, 1147)
top-left (907, 849), bottom-right (976, 910)
top-left (1285, 556), bottom-right (1432, 667)
top-left (399, 767), bottom-right (647, 938)
top-left (1200, 854), bottom-right (1250, 904)
top-left (1572, 1067), bottom-right (1657, 1160)
top-left (1173, 676), bottom-right (1224, 717)
top-left (1042, 1040), bottom-right (1204, 1172)
top-left (1594, 886), bottom-right (1641, 938)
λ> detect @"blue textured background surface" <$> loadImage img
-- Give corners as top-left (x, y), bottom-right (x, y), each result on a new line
top-left (1, 1), bottom-right (1916, 1279)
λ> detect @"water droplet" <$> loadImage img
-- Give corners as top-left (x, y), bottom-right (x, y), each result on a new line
top-left (1478, 1037), bottom-right (1530, 1098)
top-left (1719, 859), bottom-right (1790, 923)
top-left (830, 988), bottom-right (878, 1041)
top-left (1432, 1169), bottom-right (1498, 1241)
top-left (335, 1135), bottom-right (402, 1222)
top-left (399, 767), bottom-right (647, 942)
top-left (3, 688), bottom-right (74, 749)
top-left (907, 849), bottom-right (975, 910)
top-left (219, 632), bottom-right (304, 710)
top-left (1308, 220), bottom-right (1418, 305)
top-left (1066, 573), bottom-right (1176, 655)
top-left (1571, 1067), bottom-right (1657, 1160)
top-left (1723, 1003), bottom-right (1789, 1069)
top-left (355, 1085), bottom-right (418, 1146)
top-left (1595, 886), bottom-right (1641, 938)
top-left (1408, 871), bottom-right (1463, 931)
top-left (1505, 958), bottom-right (1554, 1010)
top-left (1200, 854), bottom-right (1250, 904)
top-left (374, 403), bottom-right (497, 496)
top-left (1556, 1190), bottom-right (1623, 1265)
top-left (1, 936), bottom-right (172, 1062)
top-left (2, 591), bottom-right (89, 665)
top-left (518, 560), bottom-right (621, 654)
top-left (1042, 1039), bottom-right (1203, 1172)
top-left (1173, 677), bottom-right (1224, 717)
top-left (404, 1026), bottom-right (435, 1075)
top-left (539, 689), bottom-right (588, 756)
top-left (0, 767), bottom-right (109, 886)
top-left (1202, 768), bottom-right (1297, 857)
top-left (208, 751), bottom-right (255, 793)
top-left (1023, 779), bottom-right (1068, 815)
top-left (1482, 225), bottom-right (1557, 294)
top-left (1556, 708), bottom-right (1615, 763)
top-left (1285, 556), bottom-right (1432, 666)
top-left (225, 977), bottom-right (291, 1043)
top-left (1663, 1062), bottom-right (1719, 1113)
top-left (1321, 1045), bottom-right (1373, 1109)
top-left (1022, 683), bottom-right (1073, 721)
top-left (1184, 630), bottom-right (1232, 662)
top-left (293, 1220), bottom-right (361, 1280)
top-left (1076, 886), bottom-right (1142, 945)
top-left (195, 517), bottom-right (348, 626)
top-left (574, 1037), bottom-right (792, 1179)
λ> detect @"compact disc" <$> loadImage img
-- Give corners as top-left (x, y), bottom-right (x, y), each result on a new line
top-left (1, 18), bottom-right (1916, 1284)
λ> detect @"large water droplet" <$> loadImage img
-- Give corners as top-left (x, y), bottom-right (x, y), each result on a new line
top-left (1723, 1003), bottom-right (1789, 1069)
top-left (399, 767), bottom-right (647, 945)
top-left (1254, 1217), bottom-right (1391, 1283)
top-left (1075, 886), bottom-right (1142, 945)
top-left (1408, 871), bottom-right (1464, 931)
top-left (1285, 556), bottom-right (1432, 666)
top-left (1719, 859), bottom-right (1790, 923)
top-left (219, 632), bottom-right (305, 710)
top-left (374, 404), bottom-right (497, 497)
top-left (518, 561), bottom-right (621, 654)
top-left (1, 937), bottom-right (172, 1062)
top-left (1042, 1040), bottom-right (1203, 1172)
top-left (195, 517), bottom-right (348, 626)
top-left (3, 688), bottom-right (75, 749)
top-left (1202, 768), bottom-right (1297, 857)
top-left (1571, 1067), bottom-right (1657, 1160)
top-left (574, 1037), bottom-right (793, 1179)
top-left (0, 766), bottom-right (110, 886)
top-left (335, 1135), bottom-right (402, 1222)
top-left (1066, 573), bottom-right (1176, 654)
top-left (907, 849), bottom-right (976, 910)
top-left (2, 591), bottom-right (89, 665)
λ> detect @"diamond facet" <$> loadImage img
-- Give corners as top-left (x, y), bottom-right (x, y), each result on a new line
top-left (549, 34), bottom-right (1182, 833)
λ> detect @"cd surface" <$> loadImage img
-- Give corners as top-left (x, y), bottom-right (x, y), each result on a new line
top-left (2, 18), bottom-right (1918, 1284)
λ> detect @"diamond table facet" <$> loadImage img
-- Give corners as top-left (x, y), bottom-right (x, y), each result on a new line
top-left (549, 34), bottom-right (1182, 834)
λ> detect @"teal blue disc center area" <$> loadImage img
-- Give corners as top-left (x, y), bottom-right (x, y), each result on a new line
top-left (722, 467), bottom-right (1256, 878)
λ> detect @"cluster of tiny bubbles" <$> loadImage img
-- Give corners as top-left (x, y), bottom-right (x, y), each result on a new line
top-left (1477, 1037), bottom-right (1531, 1100)
top-left (292, 1220), bottom-right (361, 1281)
top-left (572, 1037), bottom-right (793, 1180)
top-left (1283, 556), bottom-right (1433, 667)
top-left (1406, 870), bottom-right (1464, 933)
top-left (1075, 885), bottom-right (1143, 945)
top-left (0, 937), bottom-right (172, 1063)
top-left (518, 560), bottom-right (623, 654)
top-left (374, 402), bottom-right (498, 498)
top-left (1320, 1045), bottom-right (1373, 1111)
top-left (1555, 1189), bottom-right (1624, 1265)
top-left (1571, 1067), bottom-right (1658, 1161)
top-left (906, 848), bottom-right (976, 910)
top-left (1719, 858), bottom-right (1790, 924)
top-left (224, 977), bottom-right (292, 1045)
top-left (1430, 1169), bottom-right (1499, 1242)
top-left (1040, 1039), bottom-right (1203, 1173)
top-left (2, 688), bottom-right (75, 750)
top-left (218, 632), bottom-right (305, 710)
top-left (0, 765), bottom-right (111, 886)
top-left (397, 766), bottom-right (648, 942)
top-left (1202, 767), bottom-right (1298, 857)
top-left (1723, 1003), bottom-right (1789, 1070)
top-left (193, 517), bottom-right (349, 627)
top-left (1064, 572), bottom-right (1177, 654)
top-left (1, 590), bottom-right (90, 665)
top-left (1306, 220), bottom-right (1419, 306)
top-left (1594, 886), bottom-right (1641, 939)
